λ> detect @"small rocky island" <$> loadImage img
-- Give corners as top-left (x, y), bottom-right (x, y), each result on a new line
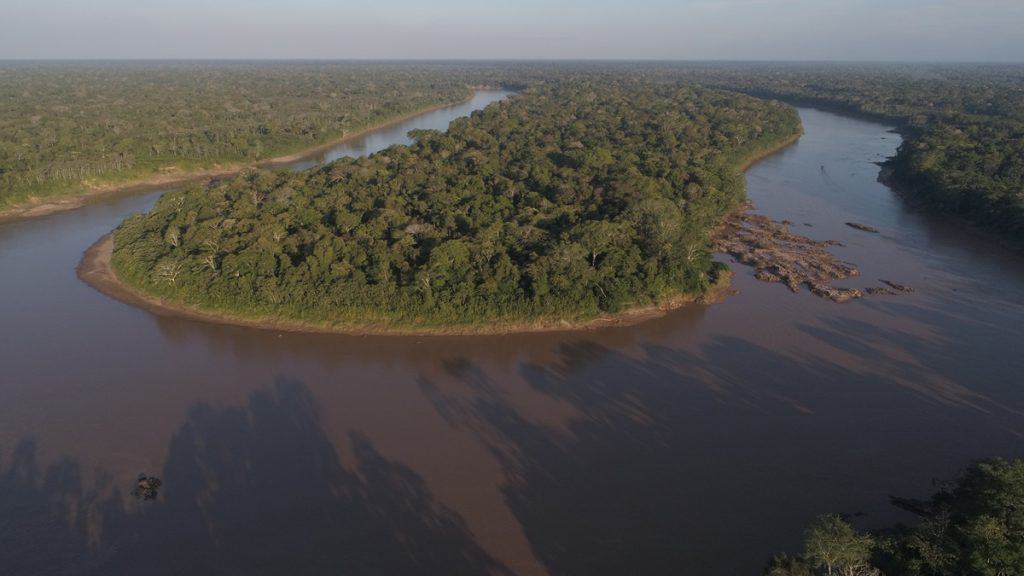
top-left (716, 203), bottom-right (863, 302)
top-left (716, 204), bottom-right (917, 302)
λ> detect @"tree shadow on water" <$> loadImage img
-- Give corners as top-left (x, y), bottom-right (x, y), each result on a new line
top-left (426, 336), bottom-right (1024, 576)
top-left (1, 379), bottom-right (507, 576)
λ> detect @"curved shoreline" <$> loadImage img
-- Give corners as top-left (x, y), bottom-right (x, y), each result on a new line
top-left (78, 234), bottom-right (733, 336)
top-left (78, 127), bottom-right (801, 337)
top-left (0, 91), bottom-right (490, 223)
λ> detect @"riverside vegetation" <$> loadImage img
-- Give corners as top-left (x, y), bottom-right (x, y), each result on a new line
top-left (765, 458), bottom-right (1024, 576)
top-left (110, 79), bottom-right (801, 330)
top-left (0, 62), bottom-right (482, 211)
top-left (677, 63), bottom-right (1024, 242)
top-left (6, 61), bottom-right (1021, 244)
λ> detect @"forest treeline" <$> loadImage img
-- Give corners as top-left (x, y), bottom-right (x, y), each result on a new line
top-left (670, 63), bottom-right (1024, 241)
top-left (6, 62), bottom-right (1022, 244)
top-left (111, 79), bottom-right (800, 329)
top-left (0, 62), bottom-right (488, 209)
top-left (765, 458), bottom-right (1024, 576)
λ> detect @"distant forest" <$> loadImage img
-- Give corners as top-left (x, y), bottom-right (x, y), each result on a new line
top-left (111, 79), bottom-right (800, 329)
top-left (0, 62), bottom-right (477, 209)
top-left (673, 63), bottom-right (1024, 241)
top-left (3, 62), bottom-right (1022, 243)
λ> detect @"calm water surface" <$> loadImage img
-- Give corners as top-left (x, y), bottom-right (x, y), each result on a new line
top-left (2, 104), bottom-right (1023, 575)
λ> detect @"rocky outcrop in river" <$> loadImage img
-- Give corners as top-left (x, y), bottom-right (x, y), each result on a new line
top-left (715, 203), bottom-right (863, 303)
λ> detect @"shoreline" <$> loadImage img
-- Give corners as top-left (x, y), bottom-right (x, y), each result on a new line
top-left (734, 130), bottom-right (804, 173)
top-left (746, 96), bottom-right (1022, 252)
top-left (0, 91), bottom-right (489, 223)
top-left (78, 234), bottom-right (733, 337)
top-left (78, 126), bottom-right (801, 337)
top-left (876, 162), bottom-right (1024, 254)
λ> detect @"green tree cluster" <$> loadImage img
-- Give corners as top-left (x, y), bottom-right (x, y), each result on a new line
top-left (0, 62), bottom-right (481, 209)
top-left (111, 79), bottom-right (800, 330)
top-left (674, 62), bottom-right (1024, 241)
top-left (765, 458), bottom-right (1024, 576)
top-left (10, 61), bottom-right (1019, 242)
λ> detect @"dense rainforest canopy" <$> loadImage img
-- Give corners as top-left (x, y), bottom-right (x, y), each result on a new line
top-left (5, 61), bottom-right (1022, 245)
top-left (111, 79), bottom-right (800, 330)
top-left (0, 62), bottom-right (480, 209)
top-left (673, 63), bottom-right (1024, 241)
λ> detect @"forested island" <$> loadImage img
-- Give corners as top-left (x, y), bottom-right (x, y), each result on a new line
top-left (0, 62), bottom-right (482, 214)
top-left (107, 79), bottom-right (800, 332)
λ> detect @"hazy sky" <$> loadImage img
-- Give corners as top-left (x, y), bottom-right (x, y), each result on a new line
top-left (2, 0), bottom-right (1022, 61)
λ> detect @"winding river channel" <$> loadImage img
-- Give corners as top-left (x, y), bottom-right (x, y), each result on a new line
top-left (2, 95), bottom-right (1024, 575)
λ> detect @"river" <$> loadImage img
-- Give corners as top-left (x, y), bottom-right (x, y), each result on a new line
top-left (1, 101), bottom-right (1023, 575)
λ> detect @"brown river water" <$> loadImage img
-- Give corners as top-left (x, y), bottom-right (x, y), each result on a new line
top-left (2, 95), bottom-right (1023, 575)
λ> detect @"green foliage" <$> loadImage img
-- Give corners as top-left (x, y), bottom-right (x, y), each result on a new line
top-left (882, 458), bottom-right (1024, 576)
top-left (893, 122), bottom-right (1024, 237)
top-left (676, 62), bottom-right (1024, 241)
top-left (762, 515), bottom-right (880, 576)
top-left (6, 61), bottom-right (1021, 242)
top-left (765, 554), bottom-right (811, 576)
top-left (0, 62), bottom-right (478, 209)
top-left (803, 515), bottom-right (879, 576)
top-left (768, 459), bottom-right (1024, 576)
top-left (111, 79), bottom-right (800, 330)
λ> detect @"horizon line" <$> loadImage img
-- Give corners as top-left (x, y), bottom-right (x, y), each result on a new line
top-left (2, 57), bottom-right (1023, 65)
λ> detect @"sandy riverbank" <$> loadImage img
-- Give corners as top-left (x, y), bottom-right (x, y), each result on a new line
top-left (78, 234), bottom-right (733, 336)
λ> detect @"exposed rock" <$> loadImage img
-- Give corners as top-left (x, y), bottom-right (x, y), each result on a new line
top-left (809, 283), bottom-right (863, 303)
top-left (715, 202), bottom-right (862, 303)
top-left (846, 222), bottom-right (881, 233)
top-left (865, 280), bottom-right (913, 297)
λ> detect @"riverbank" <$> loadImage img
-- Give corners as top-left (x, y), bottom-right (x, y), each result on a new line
top-left (877, 162), bottom-right (1024, 254)
top-left (739, 91), bottom-right (1024, 253)
top-left (79, 234), bottom-right (734, 336)
top-left (0, 92), bottom-right (487, 223)
top-left (733, 131), bottom-right (804, 173)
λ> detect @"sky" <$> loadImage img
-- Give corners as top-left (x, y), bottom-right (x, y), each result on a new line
top-left (1, 0), bottom-right (1022, 61)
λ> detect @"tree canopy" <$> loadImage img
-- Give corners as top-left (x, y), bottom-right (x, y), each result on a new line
top-left (0, 62), bottom-right (479, 210)
top-left (674, 62), bottom-right (1024, 241)
top-left (111, 79), bottom-right (800, 330)
top-left (7, 62), bottom-right (1021, 245)
top-left (765, 458), bottom-right (1024, 576)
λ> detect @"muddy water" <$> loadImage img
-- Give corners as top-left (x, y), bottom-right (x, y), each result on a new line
top-left (2, 106), bottom-right (1023, 575)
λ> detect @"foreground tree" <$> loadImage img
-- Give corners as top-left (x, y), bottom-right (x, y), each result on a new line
top-left (767, 459), bottom-right (1024, 576)
top-left (883, 458), bottom-right (1024, 576)
top-left (803, 515), bottom-right (880, 576)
